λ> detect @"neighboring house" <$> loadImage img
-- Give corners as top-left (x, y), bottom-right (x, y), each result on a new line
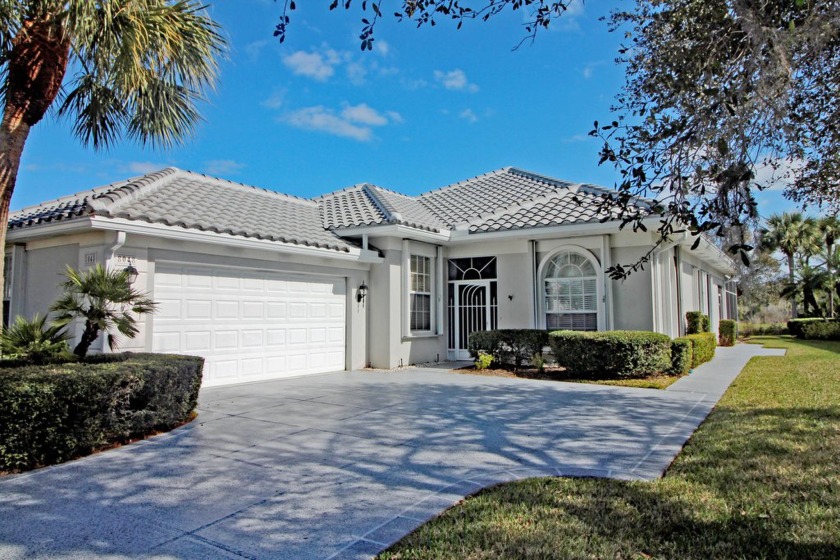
top-left (4, 167), bottom-right (737, 386)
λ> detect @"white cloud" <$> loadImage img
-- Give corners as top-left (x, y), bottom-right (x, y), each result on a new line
top-left (341, 103), bottom-right (388, 126)
top-left (346, 62), bottom-right (367, 85)
top-left (753, 157), bottom-right (806, 191)
top-left (282, 50), bottom-right (336, 81)
top-left (261, 89), bottom-right (286, 109)
top-left (283, 106), bottom-right (373, 141)
top-left (386, 111), bottom-right (404, 124)
top-left (459, 109), bottom-right (479, 123)
top-left (205, 160), bottom-right (245, 176)
top-left (283, 103), bottom-right (401, 142)
top-left (434, 69), bottom-right (479, 93)
top-left (374, 40), bottom-right (390, 56)
top-left (244, 40), bottom-right (269, 62)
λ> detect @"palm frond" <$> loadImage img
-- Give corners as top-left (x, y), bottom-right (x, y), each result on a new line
top-left (60, 0), bottom-right (226, 150)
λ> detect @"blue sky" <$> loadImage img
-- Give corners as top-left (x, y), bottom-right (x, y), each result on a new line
top-left (13, 0), bottom-right (796, 218)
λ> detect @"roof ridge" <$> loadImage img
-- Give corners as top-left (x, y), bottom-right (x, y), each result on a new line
top-left (89, 167), bottom-right (183, 215)
top-left (9, 175), bottom-right (144, 218)
top-left (312, 182), bottom-right (372, 201)
top-left (362, 184), bottom-right (398, 223)
top-left (418, 167), bottom-right (513, 198)
top-left (177, 169), bottom-right (319, 207)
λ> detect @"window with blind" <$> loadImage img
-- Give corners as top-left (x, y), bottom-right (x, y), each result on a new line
top-left (410, 255), bottom-right (432, 332)
top-left (544, 252), bottom-right (598, 331)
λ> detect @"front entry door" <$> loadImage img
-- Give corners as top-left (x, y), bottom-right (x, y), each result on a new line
top-left (449, 281), bottom-right (495, 360)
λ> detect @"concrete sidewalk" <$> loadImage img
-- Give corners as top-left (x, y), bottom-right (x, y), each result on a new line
top-left (0, 343), bottom-right (784, 560)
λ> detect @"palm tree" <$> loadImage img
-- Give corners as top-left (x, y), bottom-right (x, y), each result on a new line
top-left (51, 264), bottom-right (157, 357)
top-left (762, 212), bottom-right (820, 318)
top-left (819, 217), bottom-right (840, 318)
top-left (0, 1), bottom-right (225, 323)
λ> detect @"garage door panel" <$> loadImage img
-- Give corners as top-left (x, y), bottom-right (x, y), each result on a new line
top-left (266, 329), bottom-right (286, 346)
top-left (216, 301), bottom-right (239, 319)
top-left (186, 300), bottom-right (212, 319)
top-left (185, 331), bottom-right (211, 351)
top-left (241, 330), bottom-right (263, 347)
top-left (242, 301), bottom-right (264, 319)
top-left (153, 331), bottom-right (181, 352)
top-left (267, 302), bottom-right (286, 319)
top-left (288, 328), bottom-right (307, 344)
top-left (215, 331), bottom-right (238, 349)
top-left (186, 271), bottom-right (212, 289)
top-left (153, 264), bottom-right (346, 387)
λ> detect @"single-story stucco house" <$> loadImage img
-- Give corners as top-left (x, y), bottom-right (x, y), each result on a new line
top-left (4, 167), bottom-right (737, 386)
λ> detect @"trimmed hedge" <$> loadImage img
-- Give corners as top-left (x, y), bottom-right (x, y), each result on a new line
top-left (799, 321), bottom-right (840, 341)
top-left (684, 333), bottom-right (717, 368)
top-left (719, 320), bottom-right (737, 347)
top-left (670, 338), bottom-right (693, 375)
top-left (549, 330), bottom-right (672, 378)
top-left (739, 322), bottom-right (789, 337)
top-left (468, 329), bottom-right (549, 369)
top-left (788, 318), bottom-right (840, 339)
top-left (0, 353), bottom-right (204, 471)
top-left (686, 311), bottom-right (710, 334)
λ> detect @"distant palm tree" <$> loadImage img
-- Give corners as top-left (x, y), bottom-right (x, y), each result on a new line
top-left (763, 212), bottom-right (820, 318)
top-left (0, 1), bottom-right (225, 324)
top-left (51, 265), bottom-right (157, 357)
top-left (819, 217), bottom-right (840, 317)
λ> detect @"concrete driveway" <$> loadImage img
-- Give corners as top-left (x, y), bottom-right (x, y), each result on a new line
top-left (0, 344), bottom-right (783, 560)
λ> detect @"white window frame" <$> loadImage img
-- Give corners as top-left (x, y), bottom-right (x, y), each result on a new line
top-left (537, 246), bottom-right (604, 331)
top-left (409, 254), bottom-right (433, 333)
top-left (402, 240), bottom-right (440, 338)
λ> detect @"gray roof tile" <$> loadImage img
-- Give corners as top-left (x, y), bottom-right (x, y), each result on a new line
top-left (10, 169), bottom-right (356, 253)
top-left (10, 166), bottom-right (651, 247)
top-left (419, 167), bottom-right (575, 227)
top-left (316, 184), bottom-right (387, 229)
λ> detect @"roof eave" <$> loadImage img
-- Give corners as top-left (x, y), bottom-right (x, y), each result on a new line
top-left (6, 218), bottom-right (94, 242)
top-left (88, 217), bottom-right (380, 262)
top-left (332, 223), bottom-right (451, 243)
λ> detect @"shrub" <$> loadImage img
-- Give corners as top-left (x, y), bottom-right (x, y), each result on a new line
top-left (686, 311), bottom-right (710, 334)
top-left (788, 318), bottom-right (839, 338)
top-left (684, 332), bottom-right (717, 368)
top-left (670, 338), bottom-right (693, 375)
top-left (548, 330), bottom-right (672, 378)
top-left (739, 322), bottom-right (789, 337)
top-left (474, 351), bottom-right (493, 370)
top-left (468, 329), bottom-right (549, 370)
top-left (799, 321), bottom-right (840, 341)
top-left (1, 314), bottom-right (70, 364)
top-left (719, 320), bottom-right (737, 347)
top-left (0, 353), bottom-right (203, 471)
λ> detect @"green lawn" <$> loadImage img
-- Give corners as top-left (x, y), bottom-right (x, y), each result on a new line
top-left (380, 336), bottom-right (840, 559)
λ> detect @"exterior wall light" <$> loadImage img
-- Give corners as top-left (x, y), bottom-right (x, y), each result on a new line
top-left (123, 264), bottom-right (139, 285)
top-left (357, 281), bottom-right (368, 303)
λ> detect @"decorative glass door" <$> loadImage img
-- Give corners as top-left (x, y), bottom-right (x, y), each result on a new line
top-left (447, 257), bottom-right (498, 360)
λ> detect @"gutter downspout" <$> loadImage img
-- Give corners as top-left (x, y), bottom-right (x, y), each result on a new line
top-left (529, 240), bottom-right (538, 328)
top-left (109, 231), bottom-right (127, 267)
top-left (99, 231), bottom-right (129, 353)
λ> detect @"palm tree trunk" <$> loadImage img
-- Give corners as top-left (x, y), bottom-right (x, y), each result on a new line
top-left (0, 111), bottom-right (32, 327)
top-left (73, 321), bottom-right (100, 358)
top-left (788, 253), bottom-right (798, 318)
top-left (0, 16), bottom-right (70, 325)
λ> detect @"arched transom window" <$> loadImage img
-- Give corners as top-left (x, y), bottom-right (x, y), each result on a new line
top-left (544, 251), bottom-right (598, 331)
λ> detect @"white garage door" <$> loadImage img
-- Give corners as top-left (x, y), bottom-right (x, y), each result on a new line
top-left (153, 264), bottom-right (346, 387)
